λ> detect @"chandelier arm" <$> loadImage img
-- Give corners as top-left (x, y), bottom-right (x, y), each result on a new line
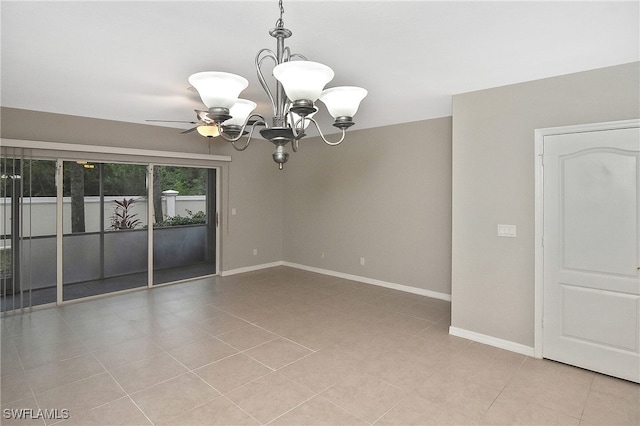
top-left (285, 110), bottom-right (306, 141)
top-left (307, 117), bottom-right (347, 146)
top-left (256, 49), bottom-right (279, 116)
top-left (218, 114), bottom-right (267, 147)
top-left (230, 139), bottom-right (251, 151)
top-left (289, 53), bottom-right (308, 61)
top-left (291, 139), bottom-right (299, 152)
top-left (228, 120), bottom-right (265, 151)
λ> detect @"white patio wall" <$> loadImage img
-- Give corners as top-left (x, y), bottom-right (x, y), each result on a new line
top-left (0, 194), bottom-right (206, 237)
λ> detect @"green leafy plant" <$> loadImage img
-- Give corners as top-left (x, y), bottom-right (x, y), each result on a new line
top-left (154, 210), bottom-right (206, 228)
top-left (109, 198), bottom-right (141, 230)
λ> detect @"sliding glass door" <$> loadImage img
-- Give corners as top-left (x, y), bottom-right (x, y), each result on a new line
top-left (1, 152), bottom-right (219, 312)
top-left (152, 166), bottom-right (216, 284)
top-left (1, 156), bottom-right (58, 311)
top-left (62, 161), bottom-right (149, 301)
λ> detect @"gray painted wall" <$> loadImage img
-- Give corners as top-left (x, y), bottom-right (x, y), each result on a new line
top-left (282, 117), bottom-right (453, 296)
top-left (451, 62), bottom-right (640, 347)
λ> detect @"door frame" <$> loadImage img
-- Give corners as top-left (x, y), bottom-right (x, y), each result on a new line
top-left (533, 118), bottom-right (640, 359)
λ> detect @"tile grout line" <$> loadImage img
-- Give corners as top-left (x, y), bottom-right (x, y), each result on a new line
top-left (220, 395), bottom-right (264, 426)
top-left (3, 338), bottom-right (46, 418)
top-left (370, 394), bottom-right (407, 425)
top-left (316, 393), bottom-right (375, 426)
top-left (187, 373), bottom-right (255, 421)
top-left (481, 353), bottom-right (527, 414)
top-left (246, 320), bottom-right (320, 354)
top-left (43, 347), bottom-right (156, 426)
top-left (85, 313), bottom-right (235, 426)
top-left (266, 348), bottom-right (318, 372)
top-left (85, 349), bottom-right (155, 425)
top-left (578, 373), bottom-right (597, 422)
top-left (161, 338), bottom-right (279, 407)
top-left (22, 310), bottom-right (94, 422)
top-left (263, 392), bottom-right (319, 425)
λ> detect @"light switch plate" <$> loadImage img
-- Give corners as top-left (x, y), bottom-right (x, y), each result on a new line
top-left (497, 224), bottom-right (517, 238)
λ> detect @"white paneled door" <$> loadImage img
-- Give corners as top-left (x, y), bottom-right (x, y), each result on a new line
top-left (543, 126), bottom-right (640, 383)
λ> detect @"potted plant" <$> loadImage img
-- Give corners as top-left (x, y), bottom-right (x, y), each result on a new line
top-left (109, 198), bottom-right (141, 230)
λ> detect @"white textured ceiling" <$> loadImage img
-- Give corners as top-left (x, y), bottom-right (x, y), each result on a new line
top-left (1, 1), bottom-right (638, 135)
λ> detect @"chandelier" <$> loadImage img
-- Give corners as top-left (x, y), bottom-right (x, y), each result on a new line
top-left (188, 0), bottom-right (367, 170)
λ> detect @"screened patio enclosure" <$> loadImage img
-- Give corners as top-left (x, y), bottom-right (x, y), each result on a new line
top-left (1, 151), bottom-right (220, 313)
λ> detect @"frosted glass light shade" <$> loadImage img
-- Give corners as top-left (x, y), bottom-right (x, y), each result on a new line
top-left (224, 99), bottom-right (257, 126)
top-left (197, 125), bottom-right (220, 138)
top-left (188, 72), bottom-right (248, 109)
top-left (319, 86), bottom-right (368, 118)
top-left (273, 61), bottom-right (334, 102)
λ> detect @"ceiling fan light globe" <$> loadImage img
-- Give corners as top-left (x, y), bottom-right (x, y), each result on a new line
top-left (273, 61), bottom-right (334, 102)
top-left (319, 86), bottom-right (368, 118)
top-left (197, 125), bottom-right (220, 138)
top-left (188, 72), bottom-right (248, 109)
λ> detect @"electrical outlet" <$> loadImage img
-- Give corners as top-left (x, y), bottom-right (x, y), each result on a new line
top-left (253, 248), bottom-right (258, 256)
top-left (360, 257), bottom-right (365, 266)
top-left (321, 251), bottom-right (325, 259)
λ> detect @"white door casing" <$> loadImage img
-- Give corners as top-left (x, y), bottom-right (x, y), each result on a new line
top-left (535, 121), bottom-right (640, 383)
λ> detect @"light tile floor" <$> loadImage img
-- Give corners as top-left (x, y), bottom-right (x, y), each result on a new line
top-left (1, 266), bottom-right (638, 425)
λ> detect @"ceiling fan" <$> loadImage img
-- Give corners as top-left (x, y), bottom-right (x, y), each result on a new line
top-left (146, 109), bottom-right (258, 138)
top-left (146, 109), bottom-right (213, 135)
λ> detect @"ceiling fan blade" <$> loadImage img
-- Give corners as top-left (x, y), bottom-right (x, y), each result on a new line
top-left (146, 119), bottom-right (198, 124)
top-left (180, 127), bottom-right (199, 134)
top-left (192, 110), bottom-right (257, 126)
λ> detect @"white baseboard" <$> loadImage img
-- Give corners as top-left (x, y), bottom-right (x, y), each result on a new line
top-left (221, 261), bottom-right (452, 302)
top-left (221, 261), bottom-right (284, 276)
top-left (282, 262), bottom-right (451, 302)
top-left (449, 326), bottom-right (535, 357)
